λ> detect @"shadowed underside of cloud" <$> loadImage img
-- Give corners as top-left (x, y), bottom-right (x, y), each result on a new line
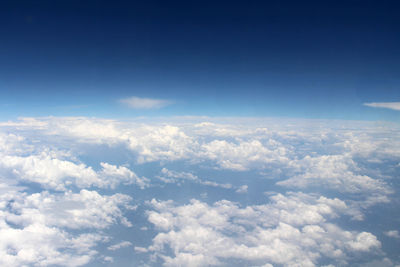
top-left (120, 96), bottom-right (173, 109)
top-left (364, 102), bottom-right (400, 111)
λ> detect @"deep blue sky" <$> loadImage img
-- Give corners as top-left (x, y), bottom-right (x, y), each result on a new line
top-left (1, 0), bottom-right (399, 120)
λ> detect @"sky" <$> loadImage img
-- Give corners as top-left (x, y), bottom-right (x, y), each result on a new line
top-left (1, 0), bottom-right (400, 120)
top-left (0, 1), bottom-right (400, 267)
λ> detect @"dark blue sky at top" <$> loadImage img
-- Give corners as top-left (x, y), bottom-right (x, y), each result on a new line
top-left (1, 0), bottom-right (399, 120)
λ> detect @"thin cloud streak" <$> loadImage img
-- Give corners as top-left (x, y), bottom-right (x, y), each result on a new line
top-left (364, 102), bottom-right (400, 111)
top-left (120, 96), bottom-right (173, 109)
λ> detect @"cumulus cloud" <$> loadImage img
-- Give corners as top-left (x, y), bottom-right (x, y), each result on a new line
top-left (0, 151), bottom-right (148, 190)
top-left (0, 116), bottom-right (398, 266)
top-left (1, 116), bottom-right (397, 201)
top-left (364, 102), bottom-right (400, 111)
top-left (120, 96), bottom-right (173, 109)
top-left (5, 116), bottom-right (398, 170)
top-left (277, 154), bottom-right (391, 195)
top-left (0, 223), bottom-right (103, 267)
top-left (5, 190), bottom-right (133, 229)
top-left (145, 193), bottom-right (381, 266)
top-left (200, 139), bottom-right (288, 170)
top-left (0, 189), bottom-right (133, 266)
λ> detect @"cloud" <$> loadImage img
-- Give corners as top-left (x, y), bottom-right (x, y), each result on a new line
top-left (145, 193), bottom-right (381, 266)
top-left (276, 154), bottom-right (391, 195)
top-left (108, 241), bottom-right (133, 251)
top-left (0, 189), bottom-right (133, 267)
top-left (120, 96), bottom-right (173, 109)
top-left (0, 153), bottom-right (149, 190)
top-left (384, 230), bottom-right (400, 239)
top-left (235, 185), bottom-right (248, 193)
top-left (5, 189), bottom-right (134, 229)
top-left (364, 102), bottom-right (400, 111)
top-left (0, 223), bottom-right (103, 267)
top-left (1, 117), bottom-right (397, 200)
top-left (0, 116), bottom-right (399, 266)
top-left (157, 168), bottom-right (233, 189)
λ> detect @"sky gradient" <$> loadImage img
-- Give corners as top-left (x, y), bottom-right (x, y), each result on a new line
top-left (1, 0), bottom-right (400, 120)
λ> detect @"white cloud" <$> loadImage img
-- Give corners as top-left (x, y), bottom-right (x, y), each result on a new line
top-left (0, 153), bottom-right (100, 190)
top-left (0, 133), bottom-right (32, 155)
top-left (0, 151), bottom-right (148, 190)
top-left (99, 162), bottom-right (149, 189)
top-left (200, 139), bottom-right (288, 171)
top-left (134, 246), bottom-right (148, 253)
top-left (277, 154), bottom-right (391, 195)
top-left (157, 168), bottom-right (233, 189)
top-left (120, 96), bottom-right (173, 109)
top-left (364, 102), bottom-right (400, 111)
top-left (1, 117), bottom-right (397, 207)
top-left (108, 241), bottom-right (133, 251)
top-left (384, 230), bottom-right (400, 239)
top-left (0, 223), bottom-right (103, 267)
top-left (6, 190), bottom-right (133, 229)
top-left (103, 256), bottom-right (114, 262)
top-left (236, 185), bottom-right (248, 193)
top-left (0, 116), bottom-right (398, 266)
top-left (1, 117), bottom-right (397, 202)
top-left (0, 188), bottom-right (133, 267)
top-left (145, 193), bottom-right (382, 267)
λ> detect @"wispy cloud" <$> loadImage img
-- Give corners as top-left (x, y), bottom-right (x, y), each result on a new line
top-left (384, 230), bottom-right (400, 239)
top-left (120, 96), bottom-right (173, 109)
top-left (107, 241), bottom-right (132, 251)
top-left (364, 102), bottom-right (400, 111)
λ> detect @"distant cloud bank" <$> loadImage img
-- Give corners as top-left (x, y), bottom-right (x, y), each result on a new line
top-left (120, 96), bottom-right (173, 109)
top-left (364, 102), bottom-right (400, 111)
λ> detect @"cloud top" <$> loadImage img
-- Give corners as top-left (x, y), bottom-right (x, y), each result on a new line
top-left (364, 102), bottom-right (400, 111)
top-left (120, 96), bottom-right (172, 109)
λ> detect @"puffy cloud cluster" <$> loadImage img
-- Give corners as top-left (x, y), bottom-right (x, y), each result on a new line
top-left (0, 118), bottom-right (147, 266)
top-left (0, 152), bottom-right (148, 191)
top-left (277, 154), bottom-right (391, 196)
top-left (3, 117), bottom-right (398, 171)
top-left (145, 193), bottom-right (381, 267)
top-left (0, 223), bottom-right (102, 267)
top-left (5, 189), bottom-right (133, 229)
top-left (0, 116), bottom-right (398, 266)
top-left (200, 139), bottom-right (288, 170)
top-left (0, 187), bottom-right (133, 266)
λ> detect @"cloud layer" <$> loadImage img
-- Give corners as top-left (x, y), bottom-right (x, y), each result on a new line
top-left (0, 116), bottom-right (399, 266)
